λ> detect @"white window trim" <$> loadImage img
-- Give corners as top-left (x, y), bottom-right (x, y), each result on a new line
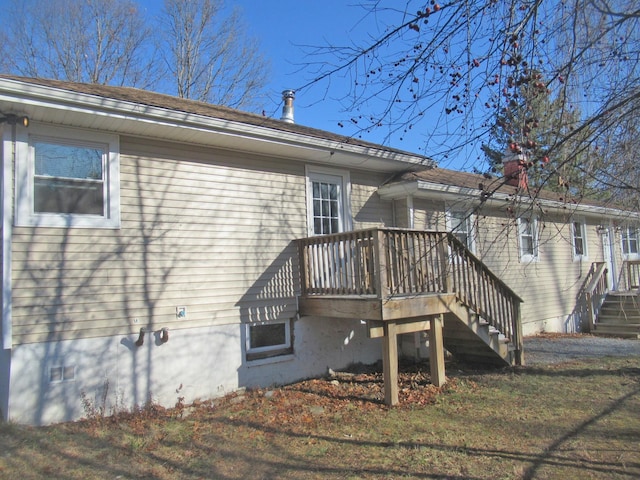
top-left (518, 216), bottom-right (539, 262)
top-left (446, 208), bottom-right (476, 253)
top-left (14, 124), bottom-right (120, 229)
top-left (245, 320), bottom-right (292, 361)
top-left (621, 226), bottom-right (640, 260)
top-left (305, 165), bottom-right (352, 236)
top-left (571, 218), bottom-right (588, 260)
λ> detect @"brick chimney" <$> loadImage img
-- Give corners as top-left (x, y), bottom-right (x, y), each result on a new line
top-left (503, 150), bottom-right (528, 189)
top-left (280, 90), bottom-right (295, 123)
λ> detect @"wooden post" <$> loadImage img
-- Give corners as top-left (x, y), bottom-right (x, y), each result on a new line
top-left (513, 301), bottom-right (525, 366)
top-left (375, 229), bottom-right (389, 299)
top-left (585, 292), bottom-right (594, 333)
top-left (439, 234), bottom-right (453, 293)
top-left (382, 321), bottom-right (399, 406)
top-left (429, 314), bottom-right (446, 387)
top-left (297, 239), bottom-right (308, 295)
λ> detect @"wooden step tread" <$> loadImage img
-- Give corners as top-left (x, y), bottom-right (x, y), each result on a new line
top-left (598, 316), bottom-right (640, 324)
top-left (595, 324), bottom-right (640, 331)
top-left (591, 330), bottom-right (640, 339)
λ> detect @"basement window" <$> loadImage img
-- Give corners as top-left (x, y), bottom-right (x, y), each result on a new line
top-left (49, 365), bottom-right (76, 383)
top-left (246, 320), bottom-right (292, 361)
top-left (14, 124), bottom-right (120, 228)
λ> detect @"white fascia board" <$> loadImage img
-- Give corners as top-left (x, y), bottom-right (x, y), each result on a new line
top-left (377, 181), bottom-right (420, 200)
top-left (378, 180), bottom-right (485, 204)
top-left (0, 78), bottom-right (428, 171)
top-left (378, 179), bottom-right (640, 221)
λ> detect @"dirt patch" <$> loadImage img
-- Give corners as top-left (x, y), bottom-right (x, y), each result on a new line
top-left (278, 363), bottom-right (459, 408)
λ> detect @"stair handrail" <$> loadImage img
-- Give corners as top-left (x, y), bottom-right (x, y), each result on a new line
top-left (582, 262), bottom-right (609, 332)
top-left (446, 233), bottom-right (524, 365)
top-left (297, 228), bottom-right (525, 364)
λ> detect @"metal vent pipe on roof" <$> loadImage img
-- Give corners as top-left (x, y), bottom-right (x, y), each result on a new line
top-left (280, 90), bottom-right (295, 123)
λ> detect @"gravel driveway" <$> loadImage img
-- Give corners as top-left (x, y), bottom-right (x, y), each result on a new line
top-left (524, 335), bottom-right (640, 365)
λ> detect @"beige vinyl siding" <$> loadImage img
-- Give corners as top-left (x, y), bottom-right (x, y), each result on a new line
top-left (412, 198), bottom-right (445, 230)
top-left (477, 211), bottom-right (605, 331)
top-left (11, 136), bottom-right (396, 345)
top-left (11, 138), bottom-right (306, 344)
top-left (392, 199), bottom-right (409, 228)
top-left (350, 170), bottom-right (394, 229)
top-left (410, 195), bottom-right (610, 332)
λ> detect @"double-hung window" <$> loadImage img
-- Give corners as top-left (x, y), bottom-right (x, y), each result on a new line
top-left (621, 226), bottom-right (639, 258)
top-left (571, 219), bottom-right (588, 259)
top-left (518, 217), bottom-right (539, 262)
top-left (306, 167), bottom-right (351, 236)
top-left (447, 210), bottom-right (475, 253)
top-left (15, 124), bottom-right (120, 228)
top-left (245, 168), bottom-right (351, 363)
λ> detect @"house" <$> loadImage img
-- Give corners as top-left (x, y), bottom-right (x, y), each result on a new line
top-left (0, 75), bottom-right (637, 425)
top-left (378, 167), bottom-right (640, 336)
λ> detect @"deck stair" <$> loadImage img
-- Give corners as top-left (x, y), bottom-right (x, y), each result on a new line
top-left (297, 228), bottom-right (524, 404)
top-left (593, 292), bottom-right (640, 339)
top-left (443, 302), bottom-right (514, 366)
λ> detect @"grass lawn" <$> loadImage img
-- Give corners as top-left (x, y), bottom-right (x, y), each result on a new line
top-left (1, 355), bottom-right (639, 479)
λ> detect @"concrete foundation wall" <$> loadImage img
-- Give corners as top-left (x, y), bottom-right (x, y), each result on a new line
top-left (8, 317), bottom-right (380, 425)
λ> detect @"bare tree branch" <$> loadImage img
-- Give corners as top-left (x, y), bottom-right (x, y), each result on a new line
top-left (159, 0), bottom-right (270, 110)
top-left (297, 0), bottom-right (640, 205)
top-left (3, 0), bottom-right (158, 88)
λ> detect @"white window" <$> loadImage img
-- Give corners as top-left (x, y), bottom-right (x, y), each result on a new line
top-left (15, 124), bottom-right (120, 228)
top-left (306, 167), bottom-right (351, 236)
top-left (49, 365), bottom-right (76, 383)
top-left (571, 219), bottom-right (588, 259)
top-left (621, 226), bottom-right (639, 258)
top-left (447, 210), bottom-right (475, 253)
top-left (518, 217), bottom-right (539, 261)
top-left (246, 320), bottom-right (292, 361)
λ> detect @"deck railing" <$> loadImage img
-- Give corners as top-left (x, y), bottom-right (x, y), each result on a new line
top-left (297, 228), bottom-right (523, 359)
top-left (447, 234), bottom-right (523, 357)
top-left (578, 262), bottom-right (609, 332)
top-left (622, 260), bottom-right (640, 290)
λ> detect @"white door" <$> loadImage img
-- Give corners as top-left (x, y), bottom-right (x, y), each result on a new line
top-left (306, 170), bottom-right (351, 290)
top-left (601, 228), bottom-right (616, 290)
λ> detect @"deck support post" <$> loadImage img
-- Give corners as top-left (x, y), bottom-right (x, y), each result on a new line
top-left (429, 314), bottom-right (446, 387)
top-left (382, 321), bottom-right (399, 406)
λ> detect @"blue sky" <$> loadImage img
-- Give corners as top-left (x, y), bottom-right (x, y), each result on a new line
top-left (1, 0), bottom-right (470, 167)
top-left (225, 2), bottom-right (409, 151)
top-left (147, 0), bottom-right (481, 170)
top-left (137, 0), bottom-right (438, 160)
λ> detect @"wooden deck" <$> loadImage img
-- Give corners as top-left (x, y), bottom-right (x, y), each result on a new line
top-left (298, 292), bottom-right (458, 322)
top-left (296, 228), bottom-right (524, 405)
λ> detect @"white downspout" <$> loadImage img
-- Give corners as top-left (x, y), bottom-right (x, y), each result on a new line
top-left (1, 125), bottom-right (13, 350)
top-left (608, 225), bottom-right (618, 291)
top-left (407, 195), bottom-right (415, 229)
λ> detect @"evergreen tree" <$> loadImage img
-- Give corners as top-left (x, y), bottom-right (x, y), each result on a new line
top-left (482, 69), bottom-right (604, 198)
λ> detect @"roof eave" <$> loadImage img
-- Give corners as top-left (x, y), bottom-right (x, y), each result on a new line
top-left (0, 77), bottom-right (430, 173)
top-left (378, 179), bottom-right (640, 221)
